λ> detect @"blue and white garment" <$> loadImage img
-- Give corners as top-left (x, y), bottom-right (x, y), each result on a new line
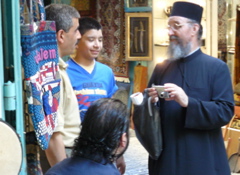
top-left (21, 20), bottom-right (60, 150)
top-left (66, 58), bottom-right (118, 121)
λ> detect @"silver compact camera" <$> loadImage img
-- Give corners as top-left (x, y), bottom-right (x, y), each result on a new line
top-left (152, 85), bottom-right (170, 98)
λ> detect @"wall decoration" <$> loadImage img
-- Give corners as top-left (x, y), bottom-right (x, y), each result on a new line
top-left (125, 12), bottom-right (152, 61)
top-left (133, 63), bottom-right (147, 93)
top-left (96, 0), bottom-right (129, 78)
top-left (234, 5), bottom-right (240, 85)
top-left (71, 0), bottom-right (96, 18)
top-left (124, 0), bottom-right (152, 12)
top-left (217, 0), bottom-right (227, 62)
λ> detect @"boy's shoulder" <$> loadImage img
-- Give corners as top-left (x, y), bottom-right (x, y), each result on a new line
top-left (96, 61), bottom-right (112, 70)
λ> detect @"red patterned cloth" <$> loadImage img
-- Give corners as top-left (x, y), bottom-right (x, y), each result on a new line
top-left (96, 0), bottom-right (129, 78)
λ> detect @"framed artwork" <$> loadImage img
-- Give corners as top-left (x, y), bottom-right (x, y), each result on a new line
top-left (125, 13), bottom-right (153, 61)
top-left (71, 0), bottom-right (96, 18)
top-left (124, 0), bottom-right (152, 12)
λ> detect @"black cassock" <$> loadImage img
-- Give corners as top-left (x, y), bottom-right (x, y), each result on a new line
top-left (148, 49), bottom-right (234, 175)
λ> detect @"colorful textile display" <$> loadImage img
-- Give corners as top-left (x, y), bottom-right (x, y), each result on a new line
top-left (26, 131), bottom-right (43, 175)
top-left (20, 0), bottom-right (60, 150)
top-left (96, 0), bottom-right (129, 78)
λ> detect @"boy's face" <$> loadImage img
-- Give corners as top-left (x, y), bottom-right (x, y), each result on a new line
top-left (77, 29), bottom-right (103, 60)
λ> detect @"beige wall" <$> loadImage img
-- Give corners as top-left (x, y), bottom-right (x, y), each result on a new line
top-left (148, 0), bottom-right (218, 81)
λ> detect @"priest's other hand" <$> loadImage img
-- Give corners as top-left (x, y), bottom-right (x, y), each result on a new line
top-left (164, 83), bottom-right (189, 107)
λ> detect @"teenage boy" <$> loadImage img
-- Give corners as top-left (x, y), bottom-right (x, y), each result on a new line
top-left (66, 17), bottom-right (127, 174)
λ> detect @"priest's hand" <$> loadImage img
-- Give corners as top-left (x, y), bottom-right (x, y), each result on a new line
top-left (164, 83), bottom-right (189, 107)
top-left (147, 88), bottom-right (159, 103)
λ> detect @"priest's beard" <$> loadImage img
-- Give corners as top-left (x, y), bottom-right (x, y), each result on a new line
top-left (167, 36), bottom-right (191, 60)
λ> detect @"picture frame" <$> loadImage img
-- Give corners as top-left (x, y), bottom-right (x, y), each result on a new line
top-left (124, 0), bottom-right (152, 12)
top-left (125, 13), bottom-right (153, 61)
top-left (71, 0), bottom-right (96, 18)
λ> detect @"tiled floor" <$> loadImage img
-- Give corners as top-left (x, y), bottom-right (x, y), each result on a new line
top-left (124, 129), bottom-right (149, 175)
top-left (124, 129), bottom-right (240, 175)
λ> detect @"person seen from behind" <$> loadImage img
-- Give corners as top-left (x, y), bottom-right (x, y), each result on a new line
top-left (45, 98), bottom-right (130, 175)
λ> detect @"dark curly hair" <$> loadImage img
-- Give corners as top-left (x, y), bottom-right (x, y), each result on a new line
top-left (71, 98), bottom-right (129, 163)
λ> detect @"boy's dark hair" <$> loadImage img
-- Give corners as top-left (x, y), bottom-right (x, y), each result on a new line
top-left (79, 17), bottom-right (102, 35)
top-left (72, 98), bottom-right (129, 163)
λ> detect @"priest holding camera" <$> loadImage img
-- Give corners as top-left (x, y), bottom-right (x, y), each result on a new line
top-left (147, 1), bottom-right (234, 175)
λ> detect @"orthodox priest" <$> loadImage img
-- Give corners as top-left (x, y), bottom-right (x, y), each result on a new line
top-left (147, 1), bottom-right (234, 175)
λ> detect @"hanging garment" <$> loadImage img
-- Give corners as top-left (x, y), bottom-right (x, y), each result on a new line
top-left (20, 0), bottom-right (60, 150)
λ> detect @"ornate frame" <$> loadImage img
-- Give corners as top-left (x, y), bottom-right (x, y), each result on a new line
top-left (124, 0), bottom-right (152, 12)
top-left (125, 13), bottom-right (153, 61)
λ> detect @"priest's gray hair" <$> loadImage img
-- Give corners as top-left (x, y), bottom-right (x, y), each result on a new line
top-left (188, 19), bottom-right (203, 46)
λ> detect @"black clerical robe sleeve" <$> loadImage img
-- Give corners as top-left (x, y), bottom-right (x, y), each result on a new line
top-left (185, 62), bottom-right (234, 130)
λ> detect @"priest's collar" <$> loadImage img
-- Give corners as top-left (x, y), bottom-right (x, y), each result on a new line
top-left (185, 47), bottom-right (200, 57)
top-left (180, 48), bottom-right (201, 62)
